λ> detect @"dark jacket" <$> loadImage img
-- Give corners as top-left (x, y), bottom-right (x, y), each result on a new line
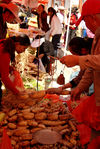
top-left (32, 10), bottom-right (49, 32)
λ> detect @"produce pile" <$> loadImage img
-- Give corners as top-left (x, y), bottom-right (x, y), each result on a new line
top-left (0, 90), bottom-right (83, 149)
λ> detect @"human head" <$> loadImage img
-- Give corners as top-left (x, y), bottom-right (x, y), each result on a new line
top-left (76, 0), bottom-right (100, 34)
top-left (11, 34), bottom-right (30, 53)
top-left (48, 7), bottom-right (56, 17)
top-left (2, 34), bottom-right (30, 62)
top-left (0, 3), bottom-right (21, 23)
top-left (68, 37), bottom-right (93, 56)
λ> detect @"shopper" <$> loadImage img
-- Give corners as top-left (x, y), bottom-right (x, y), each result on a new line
top-left (47, 7), bottom-right (62, 57)
top-left (60, 0), bottom-right (100, 147)
top-left (31, 4), bottom-right (49, 33)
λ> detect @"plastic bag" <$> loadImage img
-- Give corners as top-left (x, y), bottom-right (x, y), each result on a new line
top-left (43, 94), bottom-right (60, 103)
top-left (9, 70), bottom-right (24, 91)
top-left (87, 136), bottom-right (100, 149)
top-left (72, 94), bottom-right (100, 130)
top-left (0, 128), bottom-right (13, 149)
top-left (57, 48), bottom-right (64, 59)
top-left (38, 58), bottom-right (46, 73)
top-left (77, 124), bottom-right (91, 146)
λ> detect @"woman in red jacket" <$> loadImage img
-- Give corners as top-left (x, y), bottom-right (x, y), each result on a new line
top-left (0, 34), bottom-right (30, 107)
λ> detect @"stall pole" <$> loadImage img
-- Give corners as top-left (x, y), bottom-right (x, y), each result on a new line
top-left (64, 0), bottom-right (72, 54)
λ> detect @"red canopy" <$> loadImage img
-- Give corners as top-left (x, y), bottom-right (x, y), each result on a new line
top-left (12, 0), bottom-right (49, 7)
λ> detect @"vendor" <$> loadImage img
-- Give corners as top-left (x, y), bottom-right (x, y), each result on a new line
top-left (59, 0), bottom-right (100, 147)
top-left (0, 2), bottom-right (21, 39)
top-left (31, 4), bottom-right (49, 33)
top-left (0, 34), bottom-right (30, 108)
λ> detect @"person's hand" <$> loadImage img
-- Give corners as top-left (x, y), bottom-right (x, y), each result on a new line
top-left (71, 87), bottom-right (81, 101)
top-left (16, 90), bottom-right (29, 99)
top-left (46, 87), bottom-right (63, 95)
top-left (60, 55), bottom-right (79, 67)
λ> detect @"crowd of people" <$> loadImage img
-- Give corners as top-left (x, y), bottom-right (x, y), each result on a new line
top-left (0, 0), bottom-right (100, 148)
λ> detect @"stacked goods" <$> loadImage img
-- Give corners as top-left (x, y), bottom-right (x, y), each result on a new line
top-left (0, 90), bottom-right (82, 149)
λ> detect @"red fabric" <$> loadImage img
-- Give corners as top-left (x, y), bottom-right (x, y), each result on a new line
top-left (76, 0), bottom-right (100, 26)
top-left (0, 43), bottom-right (19, 94)
top-left (43, 94), bottom-right (60, 103)
top-left (66, 98), bottom-right (91, 146)
top-left (66, 99), bottom-right (73, 112)
top-left (87, 136), bottom-right (100, 149)
top-left (77, 124), bottom-right (91, 146)
top-left (72, 94), bottom-right (100, 131)
top-left (0, 128), bottom-right (13, 149)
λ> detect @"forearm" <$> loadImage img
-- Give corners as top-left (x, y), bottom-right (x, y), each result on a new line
top-left (2, 75), bottom-right (19, 94)
top-left (61, 82), bottom-right (72, 90)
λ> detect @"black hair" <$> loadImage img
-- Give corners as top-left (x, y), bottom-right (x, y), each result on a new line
top-left (48, 7), bottom-right (56, 24)
top-left (2, 34), bottom-right (30, 62)
top-left (19, 16), bottom-right (24, 22)
top-left (40, 4), bottom-right (44, 9)
top-left (68, 37), bottom-right (93, 55)
top-left (11, 34), bottom-right (30, 46)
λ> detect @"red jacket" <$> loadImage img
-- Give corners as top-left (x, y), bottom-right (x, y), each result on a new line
top-left (0, 42), bottom-right (19, 94)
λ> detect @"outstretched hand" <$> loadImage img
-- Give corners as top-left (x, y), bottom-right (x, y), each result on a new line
top-left (71, 87), bottom-right (81, 101)
top-left (46, 87), bottom-right (63, 95)
top-left (60, 55), bottom-right (79, 67)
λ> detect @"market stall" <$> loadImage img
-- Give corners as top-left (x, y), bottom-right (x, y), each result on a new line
top-left (0, 89), bottom-right (83, 149)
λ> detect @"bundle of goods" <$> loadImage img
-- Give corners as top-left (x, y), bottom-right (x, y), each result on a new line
top-left (0, 90), bottom-right (83, 149)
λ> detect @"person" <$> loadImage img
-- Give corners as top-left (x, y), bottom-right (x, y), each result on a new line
top-left (31, 4), bottom-right (49, 33)
top-left (59, 0), bottom-right (100, 147)
top-left (19, 15), bottom-right (28, 29)
top-left (57, 6), bottom-right (64, 29)
top-left (0, 2), bottom-right (21, 39)
top-left (0, 34), bottom-right (30, 108)
top-left (47, 37), bottom-right (93, 95)
top-left (64, 7), bottom-right (78, 45)
top-left (80, 20), bottom-right (87, 38)
top-left (47, 7), bottom-right (62, 57)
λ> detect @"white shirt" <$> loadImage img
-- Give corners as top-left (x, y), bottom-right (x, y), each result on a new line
top-left (50, 15), bottom-right (62, 36)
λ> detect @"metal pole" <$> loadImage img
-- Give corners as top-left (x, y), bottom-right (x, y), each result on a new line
top-left (64, 0), bottom-right (72, 54)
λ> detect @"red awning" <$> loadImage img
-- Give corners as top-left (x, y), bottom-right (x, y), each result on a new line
top-left (12, 0), bottom-right (49, 7)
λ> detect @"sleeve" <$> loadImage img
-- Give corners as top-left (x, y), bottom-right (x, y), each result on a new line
top-left (77, 69), bottom-right (93, 92)
top-left (0, 53), bottom-right (19, 94)
top-left (50, 17), bottom-right (55, 36)
top-left (76, 55), bottom-right (96, 92)
top-left (79, 54), bottom-right (100, 71)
